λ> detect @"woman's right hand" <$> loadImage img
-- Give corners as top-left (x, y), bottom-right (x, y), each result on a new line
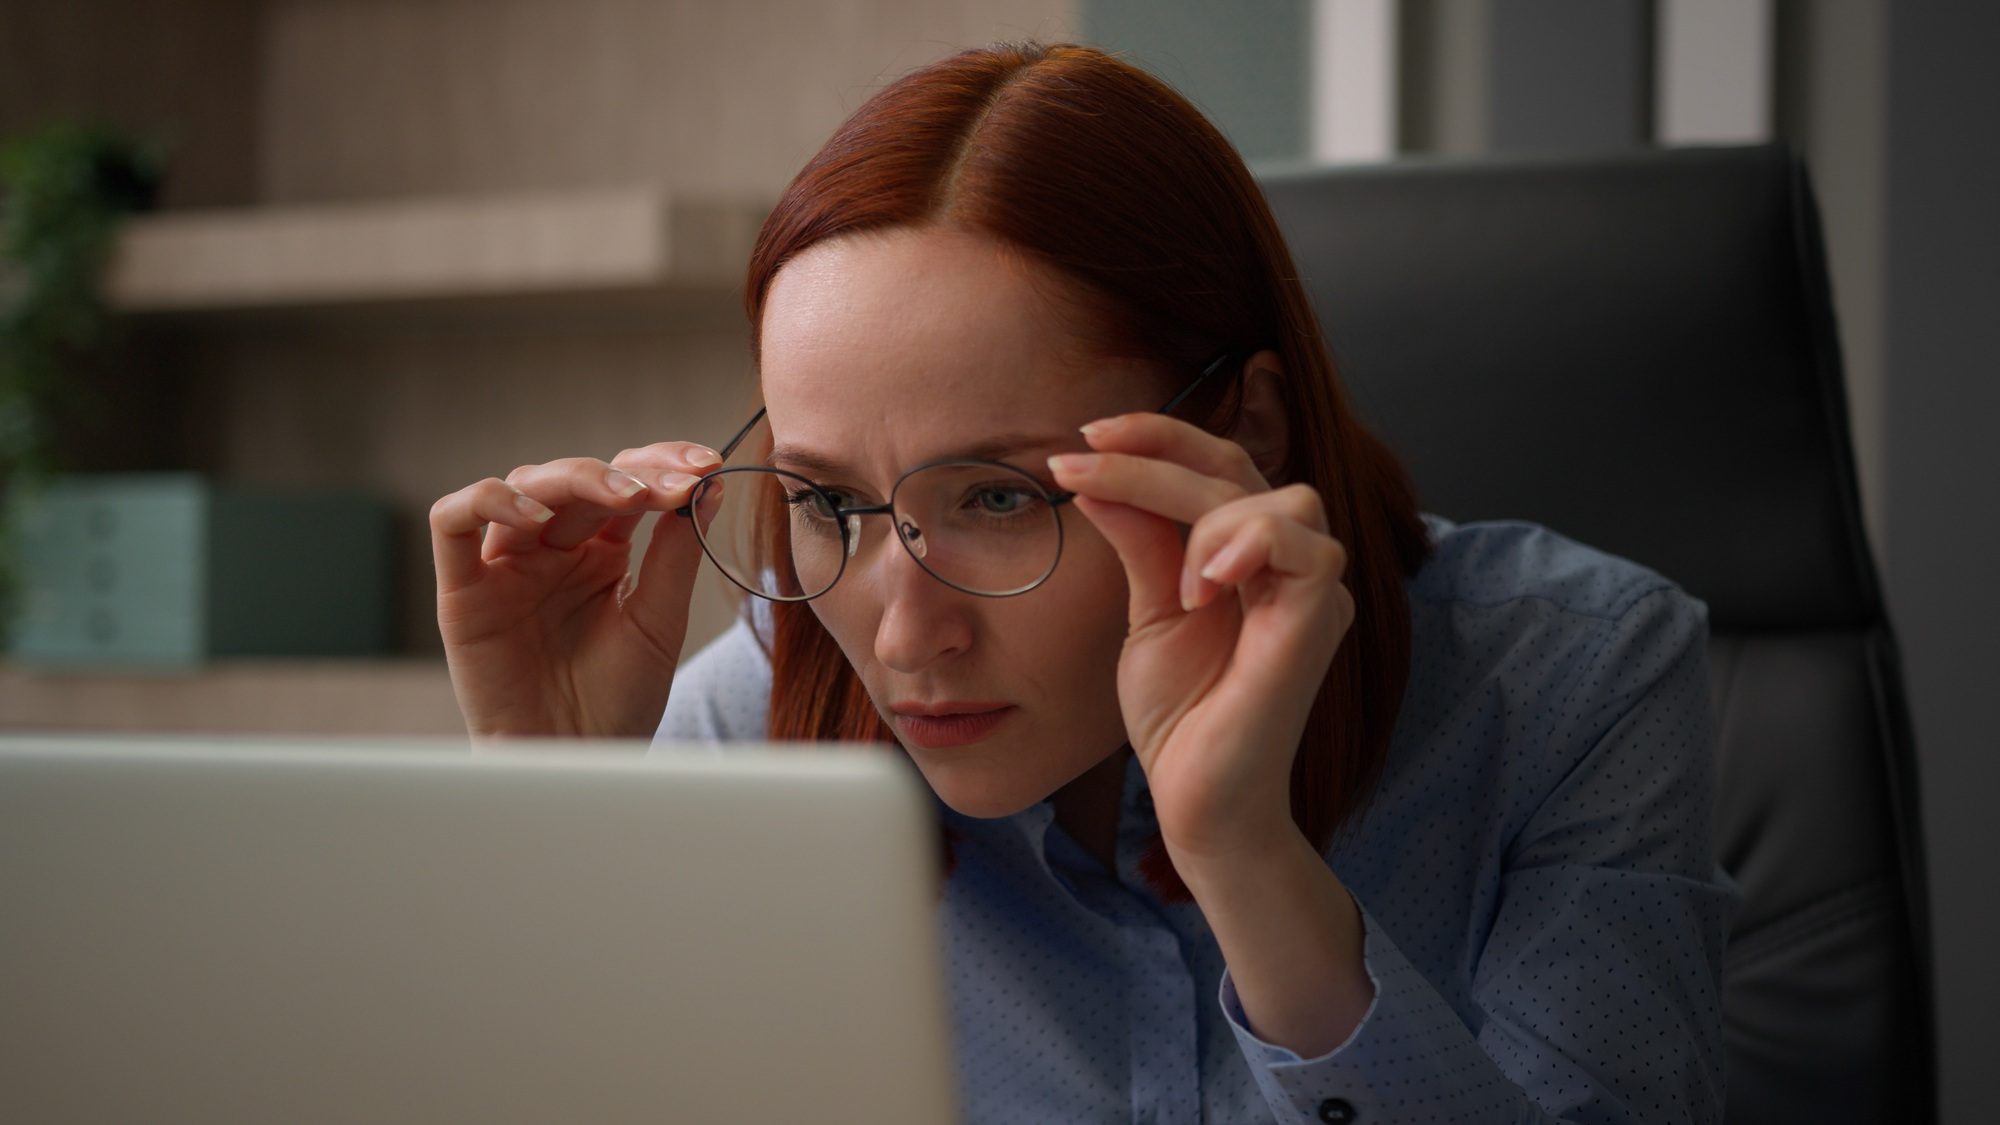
top-left (428, 442), bottom-right (723, 740)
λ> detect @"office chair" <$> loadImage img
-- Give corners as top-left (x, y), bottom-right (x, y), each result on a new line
top-left (1257, 144), bottom-right (1936, 1123)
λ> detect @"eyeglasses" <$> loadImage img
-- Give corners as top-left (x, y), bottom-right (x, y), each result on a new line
top-left (676, 349), bottom-right (1240, 603)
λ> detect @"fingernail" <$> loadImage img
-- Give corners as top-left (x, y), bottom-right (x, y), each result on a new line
top-left (686, 447), bottom-right (722, 468)
top-left (514, 491), bottom-right (555, 522)
top-left (1047, 453), bottom-right (1092, 475)
top-left (606, 468), bottom-right (647, 497)
top-left (659, 471), bottom-right (698, 493)
top-left (1180, 569), bottom-right (1203, 613)
top-left (1079, 417), bottom-right (1117, 438)
top-left (1201, 540), bottom-right (1245, 582)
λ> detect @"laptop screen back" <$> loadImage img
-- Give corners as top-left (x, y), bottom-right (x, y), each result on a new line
top-left (0, 735), bottom-right (961, 1124)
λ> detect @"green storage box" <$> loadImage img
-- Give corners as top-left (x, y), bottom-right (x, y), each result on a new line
top-left (5, 473), bottom-right (396, 668)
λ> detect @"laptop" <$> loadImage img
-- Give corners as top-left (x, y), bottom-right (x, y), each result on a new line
top-left (0, 734), bottom-right (961, 1124)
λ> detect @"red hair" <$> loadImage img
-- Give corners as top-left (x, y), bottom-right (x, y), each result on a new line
top-left (743, 42), bottom-right (1434, 902)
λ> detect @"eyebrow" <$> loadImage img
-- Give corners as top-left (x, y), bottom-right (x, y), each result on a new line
top-left (768, 432), bottom-right (1078, 477)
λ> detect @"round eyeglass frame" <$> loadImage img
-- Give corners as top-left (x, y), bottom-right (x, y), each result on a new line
top-left (674, 347), bottom-right (1244, 604)
top-left (685, 458), bottom-right (1075, 603)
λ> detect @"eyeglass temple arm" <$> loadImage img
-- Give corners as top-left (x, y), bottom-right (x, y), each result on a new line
top-left (671, 406), bottom-right (767, 519)
top-left (1155, 350), bottom-right (1240, 416)
top-left (715, 407), bottom-right (768, 462)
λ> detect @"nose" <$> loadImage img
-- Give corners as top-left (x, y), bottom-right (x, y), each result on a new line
top-left (857, 516), bottom-right (974, 673)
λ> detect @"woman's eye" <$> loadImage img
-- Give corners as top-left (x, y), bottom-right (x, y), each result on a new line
top-left (980, 488), bottom-right (1023, 513)
top-left (968, 485), bottom-right (1038, 516)
top-left (786, 489), bottom-right (841, 520)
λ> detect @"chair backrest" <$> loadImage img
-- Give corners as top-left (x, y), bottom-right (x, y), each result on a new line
top-left (1257, 144), bottom-right (1937, 1123)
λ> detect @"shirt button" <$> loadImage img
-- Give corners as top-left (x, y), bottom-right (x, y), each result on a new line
top-left (1317, 1097), bottom-right (1356, 1123)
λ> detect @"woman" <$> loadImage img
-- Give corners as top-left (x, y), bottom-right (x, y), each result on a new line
top-left (431, 41), bottom-right (1739, 1123)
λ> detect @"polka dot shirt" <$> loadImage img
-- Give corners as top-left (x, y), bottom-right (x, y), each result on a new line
top-left (654, 512), bottom-right (1743, 1123)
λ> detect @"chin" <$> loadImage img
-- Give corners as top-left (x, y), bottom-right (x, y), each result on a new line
top-left (907, 752), bottom-right (1047, 820)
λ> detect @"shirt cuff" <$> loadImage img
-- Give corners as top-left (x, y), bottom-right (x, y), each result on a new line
top-left (1217, 892), bottom-right (1538, 1123)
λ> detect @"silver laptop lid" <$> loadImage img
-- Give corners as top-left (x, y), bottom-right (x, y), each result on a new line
top-left (0, 735), bottom-right (960, 1124)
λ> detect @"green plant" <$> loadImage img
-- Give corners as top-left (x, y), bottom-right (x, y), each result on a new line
top-left (0, 120), bottom-right (171, 649)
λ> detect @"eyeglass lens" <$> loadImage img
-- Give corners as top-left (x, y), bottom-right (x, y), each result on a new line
top-left (690, 461), bottom-right (1062, 601)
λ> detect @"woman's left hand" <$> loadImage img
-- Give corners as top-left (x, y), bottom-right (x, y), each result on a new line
top-left (1048, 412), bottom-right (1355, 868)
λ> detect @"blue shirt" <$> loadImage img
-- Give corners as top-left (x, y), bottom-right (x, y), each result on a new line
top-left (653, 512), bottom-right (1743, 1123)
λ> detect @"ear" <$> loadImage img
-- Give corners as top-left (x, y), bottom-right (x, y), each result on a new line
top-left (1231, 349), bottom-right (1290, 486)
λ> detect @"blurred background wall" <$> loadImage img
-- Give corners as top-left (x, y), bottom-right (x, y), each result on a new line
top-left (2, 2), bottom-right (1992, 1118)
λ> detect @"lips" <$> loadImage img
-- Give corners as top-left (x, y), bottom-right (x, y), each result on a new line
top-left (889, 702), bottom-right (1015, 749)
top-left (891, 700), bottom-right (1010, 718)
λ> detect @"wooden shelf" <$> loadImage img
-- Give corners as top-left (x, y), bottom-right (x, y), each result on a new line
top-left (102, 187), bottom-right (767, 329)
top-left (0, 658), bottom-right (468, 736)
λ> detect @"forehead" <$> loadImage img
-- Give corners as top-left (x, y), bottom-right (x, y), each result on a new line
top-left (756, 226), bottom-right (1152, 446)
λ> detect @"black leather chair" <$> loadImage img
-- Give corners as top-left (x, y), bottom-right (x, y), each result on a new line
top-left (1257, 144), bottom-right (1936, 1123)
